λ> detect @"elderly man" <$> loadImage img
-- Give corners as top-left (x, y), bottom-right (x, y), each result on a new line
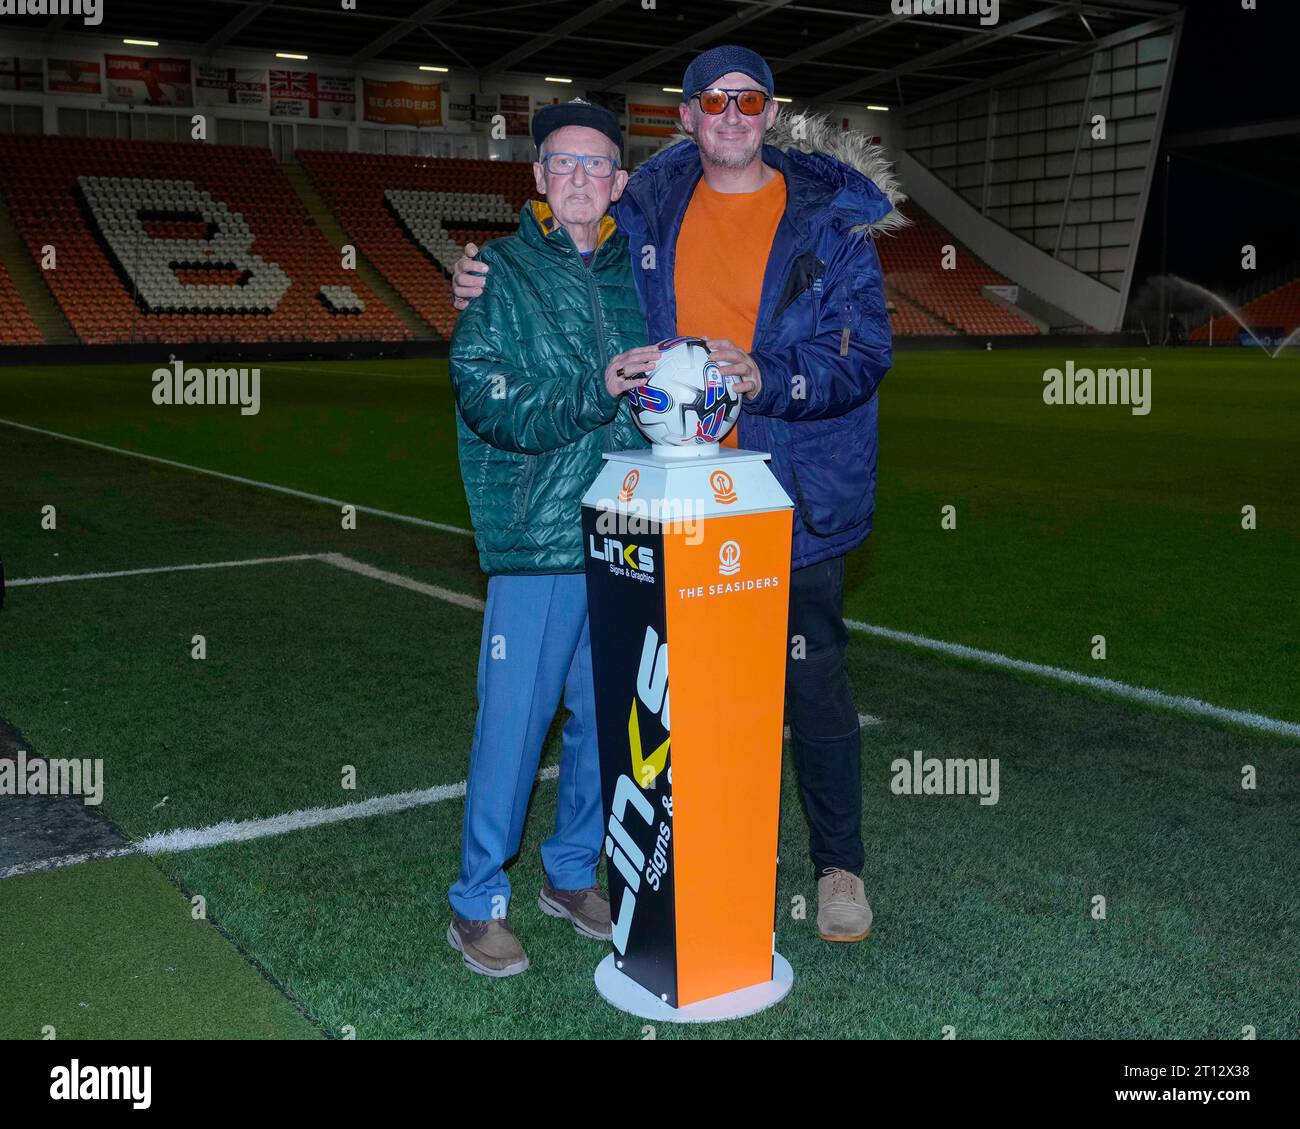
top-left (454, 47), bottom-right (901, 945)
top-left (446, 99), bottom-right (661, 977)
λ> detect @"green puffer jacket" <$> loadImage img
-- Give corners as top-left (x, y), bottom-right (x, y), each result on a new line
top-left (450, 200), bottom-right (650, 575)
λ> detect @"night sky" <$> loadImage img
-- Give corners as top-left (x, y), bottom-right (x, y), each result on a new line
top-left (1132, 1), bottom-right (1300, 299)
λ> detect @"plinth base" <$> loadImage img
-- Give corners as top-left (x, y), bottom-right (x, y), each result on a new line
top-left (593, 952), bottom-right (794, 1023)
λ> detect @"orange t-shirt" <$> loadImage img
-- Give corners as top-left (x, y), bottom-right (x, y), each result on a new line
top-left (674, 171), bottom-right (786, 447)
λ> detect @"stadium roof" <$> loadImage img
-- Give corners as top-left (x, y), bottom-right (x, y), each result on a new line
top-left (21, 0), bottom-right (1183, 110)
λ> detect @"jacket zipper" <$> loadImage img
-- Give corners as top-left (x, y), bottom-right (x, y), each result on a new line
top-left (582, 250), bottom-right (617, 451)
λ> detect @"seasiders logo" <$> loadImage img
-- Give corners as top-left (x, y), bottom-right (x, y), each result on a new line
top-left (677, 537), bottom-right (780, 600)
top-left (618, 469), bottom-right (639, 502)
top-left (588, 533), bottom-right (655, 584)
top-left (710, 468), bottom-right (737, 505)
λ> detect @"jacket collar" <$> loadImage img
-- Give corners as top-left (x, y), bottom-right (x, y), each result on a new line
top-left (520, 199), bottom-right (620, 256)
top-left (619, 137), bottom-right (893, 239)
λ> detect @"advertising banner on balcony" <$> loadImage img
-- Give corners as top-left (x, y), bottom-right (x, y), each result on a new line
top-left (0, 57), bottom-right (44, 92)
top-left (447, 90), bottom-right (497, 124)
top-left (196, 65), bottom-right (269, 108)
top-left (47, 58), bottom-right (102, 95)
top-left (105, 54), bottom-right (193, 106)
top-left (498, 92), bottom-right (530, 136)
top-left (629, 103), bottom-right (680, 137)
top-left (270, 70), bottom-right (356, 121)
top-left (362, 78), bottom-right (442, 127)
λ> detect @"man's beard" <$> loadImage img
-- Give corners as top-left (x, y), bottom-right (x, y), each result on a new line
top-left (698, 128), bottom-right (765, 170)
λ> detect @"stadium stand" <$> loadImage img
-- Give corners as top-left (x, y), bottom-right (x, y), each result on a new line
top-left (885, 285), bottom-right (960, 337)
top-left (877, 210), bottom-right (1040, 336)
top-left (0, 134), bottom-right (1046, 347)
top-left (1189, 277), bottom-right (1300, 344)
top-left (300, 150), bottom-right (1041, 341)
top-left (0, 134), bottom-right (409, 346)
top-left (297, 151), bottom-right (535, 340)
top-left (0, 259), bottom-right (42, 345)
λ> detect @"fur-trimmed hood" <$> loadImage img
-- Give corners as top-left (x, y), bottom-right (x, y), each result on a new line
top-left (654, 108), bottom-right (910, 239)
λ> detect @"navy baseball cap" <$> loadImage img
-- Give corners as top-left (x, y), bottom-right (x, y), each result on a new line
top-left (682, 45), bottom-right (774, 100)
top-left (531, 97), bottom-right (623, 154)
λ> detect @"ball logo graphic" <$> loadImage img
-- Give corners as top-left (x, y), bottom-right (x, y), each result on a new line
top-left (627, 338), bottom-right (742, 447)
top-left (718, 540), bottom-right (741, 576)
top-left (619, 469), bottom-right (640, 502)
top-left (710, 469), bottom-right (737, 505)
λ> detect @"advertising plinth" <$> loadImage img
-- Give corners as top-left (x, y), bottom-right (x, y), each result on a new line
top-left (581, 447), bottom-right (794, 1022)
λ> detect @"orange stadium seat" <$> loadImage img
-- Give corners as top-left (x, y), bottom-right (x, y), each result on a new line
top-left (1188, 278), bottom-right (1300, 345)
top-left (876, 211), bottom-right (1039, 336)
top-left (0, 136), bottom-right (1062, 347)
top-left (296, 150), bottom-right (535, 340)
top-left (0, 134), bottom-right (410, 346)
top-left (0, 259), bottom-right (42, 345)
top-left (297, 148), bottom-right (1040, 341)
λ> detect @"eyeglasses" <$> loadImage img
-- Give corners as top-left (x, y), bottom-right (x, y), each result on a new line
top-left (692, 88), bottom-right (770, 116)
top-left (540, 152), bottom-right (618, 177)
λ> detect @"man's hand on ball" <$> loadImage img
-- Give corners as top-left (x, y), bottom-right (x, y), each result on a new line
top-left (706, 338), bottom-right (763, 400)
top-left (451, 242), bottom-right (488, 310)
top-left (605, 346), bottom-right (660, 399)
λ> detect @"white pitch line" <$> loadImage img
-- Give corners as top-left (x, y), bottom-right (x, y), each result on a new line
top-left (10, 539), bottom-right (1294, 741)
top-left (846, 619), bottom-right (1300, 741)
top-left (319, 552), bottom-right (485, 611)
top-left (8, 553), bottom-right (326, 587)
top-left (323, 550), bottom-right (1294, 742)
top-left (0, 417), bottom-right (474, 538)
top-left (0, 766), bottom-right (560, 880)
top-left (0, 845), bottom-right (139, 880)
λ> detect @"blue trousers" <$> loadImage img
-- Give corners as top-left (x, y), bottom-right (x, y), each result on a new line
top-left (448, 573), bottom-right (603, 921)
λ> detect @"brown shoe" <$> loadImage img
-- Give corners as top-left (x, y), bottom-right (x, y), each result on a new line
top-left (447, 913), bottom-right (529, 977)
top-left (817, 868), bottom-right (873, 943)
top-left (538, 877), bottom-right (612, 940)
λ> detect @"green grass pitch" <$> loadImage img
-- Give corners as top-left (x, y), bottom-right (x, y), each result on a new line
top-left (0, 347), bottom-right (1296, 1038)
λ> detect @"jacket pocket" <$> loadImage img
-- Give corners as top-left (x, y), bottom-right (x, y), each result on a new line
top-left (514, 456), bottom-right (540, 526)
top-left (787, 410), bottom-right (874, 536)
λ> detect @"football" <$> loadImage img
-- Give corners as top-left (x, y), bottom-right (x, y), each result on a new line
top-left (626, 337), bottom-right (742, 450)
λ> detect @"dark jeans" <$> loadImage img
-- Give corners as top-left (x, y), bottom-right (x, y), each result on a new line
top-left (785, 554), bottom-right (864, 880)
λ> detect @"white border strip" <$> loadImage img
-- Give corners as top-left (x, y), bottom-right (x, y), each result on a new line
top-left (9, 554), bottom-right (325, 587)
top-left (12, 549), bottom-right (1296, 742)
top-left (0, 417), bottom-right (474, 537)
top-left (5, 550), bottom-right (1295, 881)
top-left (0, 767), bottom-right (559, 880)
top-left (847, 619), bottom-right (1300, 741)
top-left (320, 552), bottom-right (484, 611)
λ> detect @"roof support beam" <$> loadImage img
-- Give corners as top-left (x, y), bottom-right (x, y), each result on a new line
top-left (903, 15), bottom-right (1175, 120)
top-left (348, 0), bottom-right (458, 68)
top-left (769, 15), bottom-right (893, 77)
top-left (483, 0), bottom-right (628, 77)
top-left (205, 1), bottom-right (278, 53)
top-left (598, 0), bottom-right (797, 88)
top-left (817, 3), bottom-right (1076, 105)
